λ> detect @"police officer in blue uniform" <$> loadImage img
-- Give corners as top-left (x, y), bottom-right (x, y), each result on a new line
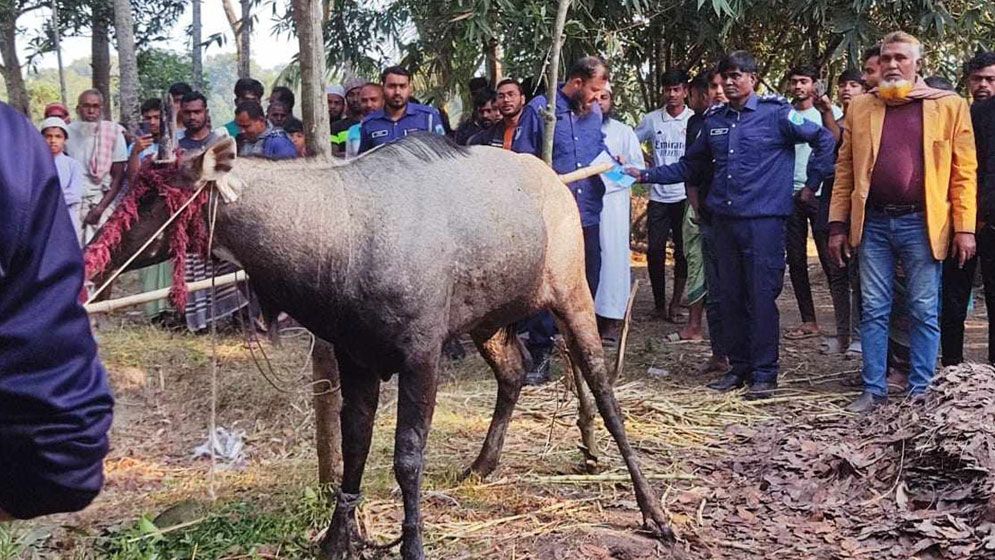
top-left (358, 66), bottom-right (446, 154)
top-left (0, 101), bottom-right (113, 520)
top-left (512, 56), bottom-right (611, 385)
top-left (628, 51), bottom-right (835, 399)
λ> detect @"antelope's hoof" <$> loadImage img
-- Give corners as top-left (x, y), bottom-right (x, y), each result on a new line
top-left (641, 516), bottom-right (676, 542)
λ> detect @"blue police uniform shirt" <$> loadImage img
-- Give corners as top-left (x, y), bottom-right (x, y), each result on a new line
top-left (643, 93), bottom-right (835, 219)
top-left (358, 102), bottom-right (446, 153)
top-left (515, 88), bottom-right (608, 227)
top-left (0, 102), bottom-right (113, 519)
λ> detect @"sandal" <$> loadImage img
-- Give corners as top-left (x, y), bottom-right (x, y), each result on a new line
top-left (665, 332), bottom-right (704, 344)
top-left (784, 326), bottom-right (821, 340)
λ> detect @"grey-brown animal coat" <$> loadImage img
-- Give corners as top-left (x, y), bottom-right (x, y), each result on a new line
top-left (95, 135), bottom-right (672, 559)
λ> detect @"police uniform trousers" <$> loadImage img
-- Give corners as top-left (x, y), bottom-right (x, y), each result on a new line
top-left (712, 215), bottom-right (786, 383)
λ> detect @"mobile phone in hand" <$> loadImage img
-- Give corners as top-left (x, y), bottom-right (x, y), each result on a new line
top-left (139, 122), bottom-right (151, 136)
top-left (814, 80), bottom-right (827, 99)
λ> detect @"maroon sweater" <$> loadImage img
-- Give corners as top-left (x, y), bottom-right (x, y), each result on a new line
top-left (868, 101), bottom-right (925, 207)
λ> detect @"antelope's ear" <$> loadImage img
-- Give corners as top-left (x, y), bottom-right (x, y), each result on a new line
top-left (198, 136), bottom-right (237, 183)
top-left (185, 136), bottom-right (243, 203)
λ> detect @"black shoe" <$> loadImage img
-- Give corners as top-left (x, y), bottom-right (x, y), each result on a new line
top-left (523, 347), bottom-right (552, 386)
top-left (845, 391), bottom-right (887, 413)
top-left (744, 381), bottom-right (777, 400)
top-left (706, 373), bottom-right (745, 392)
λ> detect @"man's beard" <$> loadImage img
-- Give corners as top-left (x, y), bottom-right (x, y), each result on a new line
top-left (568, 90), bottom-right (592, 116)
top-left (878, 79), bottom-right (914, 101)
top-left (500, 106), bottom-right (522, 121)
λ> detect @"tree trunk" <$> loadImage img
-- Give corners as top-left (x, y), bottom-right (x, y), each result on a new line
top-left (311, 340), bottom-right (343, 485)
top-left (52, 0), bottom-right (68, 105)
top-left (92, 1), bottom-right (113, 120)
top-left (113, 0), bottom-right (140, 127)
top-left (485, 38), bottom-right (502, 85)
top-left (238, 0), bottom-right (251, 78)
top-left (221, 0), bottom-right (242, 53)
top-left (0, 17), bottom-right (30, 115)
top-left (192, 0), bottom-right (203, 89)
top-left (541, 0), bottom-right (572, 166)
top-left (293, 0), bottom-right (331, 161)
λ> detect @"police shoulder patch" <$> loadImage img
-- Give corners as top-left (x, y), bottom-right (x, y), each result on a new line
top-left (704, 103), bottom-right (725, 117)
top-left (759, 93), bottom-right (789, 104)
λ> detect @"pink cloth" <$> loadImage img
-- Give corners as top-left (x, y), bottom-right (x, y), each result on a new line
top-left (87, 121), bottom-right (119, 181)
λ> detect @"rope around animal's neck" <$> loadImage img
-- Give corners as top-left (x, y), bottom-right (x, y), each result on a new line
top-left (85, 181), bottom-right (209, 305)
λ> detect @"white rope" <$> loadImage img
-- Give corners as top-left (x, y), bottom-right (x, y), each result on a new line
top-left (207, 189), bottom-right (220, 501)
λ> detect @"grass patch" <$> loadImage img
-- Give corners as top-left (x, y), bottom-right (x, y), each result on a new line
top-left (94, 486), bottom-right (331, 560)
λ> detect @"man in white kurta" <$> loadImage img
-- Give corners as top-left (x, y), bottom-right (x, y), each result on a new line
top-left (595, 86), bottom-right (644, 342)
top-left (65, 90), bottom-right (129, 243)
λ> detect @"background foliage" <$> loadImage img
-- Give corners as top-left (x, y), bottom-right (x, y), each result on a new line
top-left (3, 0), bottom-right (995, 123)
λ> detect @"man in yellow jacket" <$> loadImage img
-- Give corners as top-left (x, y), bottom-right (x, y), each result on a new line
top-left (828, 31), bottom-right (977, 413)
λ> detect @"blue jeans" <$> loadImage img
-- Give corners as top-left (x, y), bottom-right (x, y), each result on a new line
top-left (859, 211), bottom-right (941, 396)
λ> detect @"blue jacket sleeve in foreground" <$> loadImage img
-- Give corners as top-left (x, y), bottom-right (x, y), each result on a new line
top-left (0, 102), bottom-right (114, 519)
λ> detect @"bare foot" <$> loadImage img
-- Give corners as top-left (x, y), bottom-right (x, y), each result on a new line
top-left (784, 322), bottom-right (820, 340)
top-left (677, 325), bottom-right (704, 341)
top-left (819, 336), bottom-right (849, 355)
top-left (665, 305), bottom-right (687, 324)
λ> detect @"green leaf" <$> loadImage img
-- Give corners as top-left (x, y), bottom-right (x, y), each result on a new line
top-left (138, 516), bottom-right (162, 537)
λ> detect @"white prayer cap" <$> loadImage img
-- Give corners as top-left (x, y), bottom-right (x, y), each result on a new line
top-left (325, 84), bottom-right (345, 98)
top-left (39, 116), bottom-right (70, 137)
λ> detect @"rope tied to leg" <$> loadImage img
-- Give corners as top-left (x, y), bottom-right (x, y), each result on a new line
top-left (334, 491), bottom-right (403, 551)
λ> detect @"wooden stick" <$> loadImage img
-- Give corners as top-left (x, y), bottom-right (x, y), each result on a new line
top-left (84, 270), bottom-right (248, 314)
top-left (557, 162), bottom-right (613, 184)
top-left (554, 337), bottom-right (600, 469)
top-left (611, 280), bottom-right (640, 385)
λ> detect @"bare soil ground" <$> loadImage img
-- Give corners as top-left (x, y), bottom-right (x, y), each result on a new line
top-left (6, 250), bottom-right (992, 559)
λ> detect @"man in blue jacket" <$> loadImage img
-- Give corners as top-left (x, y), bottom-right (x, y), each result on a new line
top-left (628, 51), bottom-right (835, 399)
top-left (234, 101), bottom-right (298, 160)
top-left (0, 101), bottom-right (114, 520)
top-left (358, 66), bottom-right (445, 154)
top-left (513, 56), bottom-right (610, 385)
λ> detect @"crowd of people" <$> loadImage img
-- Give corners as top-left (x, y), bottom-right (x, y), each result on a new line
top-left (622, 31), bottom-right (990, 412)
top-left (437, 32), bottom-right (992, 414)
top-left (28, 29), bottom-right (995, 409)
top-left (2, 25), bottom-right (994, 523)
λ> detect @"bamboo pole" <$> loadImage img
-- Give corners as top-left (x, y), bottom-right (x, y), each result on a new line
top-left (84, 271), bottom-right (248, 314)
top-left (557, 162), bottom-right (612, 185)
